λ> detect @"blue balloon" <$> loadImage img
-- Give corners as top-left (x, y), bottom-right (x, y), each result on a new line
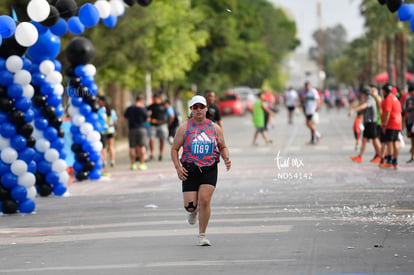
top-left (22, 57), bottom-right (32, 71)
top-left (37, 160), bottom-right (52, 174)
top-left (24, 109), bottom-right (35, 123)
top-left (50, 18), bottom-right (68, 37)
top-left (7, 83), bottom-right (23, 100)
top-left (26, 30), bottom-right (61, 63)
top-left (71, 96), bottom-right (83, 107)
top-left (103, 15), bottom-right (118, 29)
top-left (86, 113), bottom-right (99, 124)
top-left (60, 149), bottom-right (67, 160)
top-left (81, 75), bottom-right (94, 87)
top-left (44, 126), bottom-right (58, 141)
top-left (70, 125), bottom-right (80, 135)
top-left (18, 147), bottom-right (36, 163)
top-left (27, 160), bottom-right (36, 173)
top-left (73, 133), bottom-right (86, 144)
top-left (55, 105), bottom-right (64, 117)
top-left (11, 185), bottom-right (27, 202)
top-left (31, 21), bottom-right (48, 35)
top-left (10, 134), bottom-right (27, 151)
top-left (31, 72), bottom-right (46, 86)
top-left (79, 3), bottom-right (100, 28)
top-left (0, 70), bottom-right (14, 86)
top-left (0, 16), bottom-right (16, 38)
top-left (0, 58), bottom-right (5, 70)
top-left (15, 97), bottom-right (32, 112)
top-left (73, 161), bottom-right (83, 172)
top-left (51, 138), bottom-right (64, 151)
top-left (0, 111), bottom-right (8, 123)
top-left (89, 169), bottom-right (101, 180)
top-left (1, 172), bottom-right (18, 189)
top-left (89, 151), bottom-right (101, 162)
top-left (399, 4), bottom-right (414, 21)
top-left (35, 118), bottom-right (48, 130)
top-left (82, 141), bottom-right (94, 153)
top-left (46, 94), bottom-right (62, 107)
top-left (0, 122), bottom-right (16, 138)
top-left (45, 170), bottom-right (60, 185)
top-left (53, 183), bottom-right (67, 196)
top-left (74, 65), bottom-right (87, 77)
top-left (33, 151), bottom-right (43, 162)
top-left (53, 60), bottom-right (62, 71)
top-left (90, 83), bottom-right (99, 95)
top-left (18, 198), bottom-right (35, 214)
top-left (40, 82), bottom-right (55, 96)
top-left (79, 103), bottom-right (92, 116)
top-left (0, 159), bottom-right (10, 174)
top-left (68, 17), bottom-right (85, 35)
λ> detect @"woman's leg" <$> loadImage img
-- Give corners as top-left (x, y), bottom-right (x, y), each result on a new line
top-left (197, 184), bottom-right (215, 234)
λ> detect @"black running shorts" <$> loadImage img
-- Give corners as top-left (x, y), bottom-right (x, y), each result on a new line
top-left (182, 162), bottom-right (218, 192)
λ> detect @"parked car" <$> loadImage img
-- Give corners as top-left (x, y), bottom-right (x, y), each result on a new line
top-left (217, 92), bottom-right (244, 116)
top-left (227, 86), bottom-right (257, 113)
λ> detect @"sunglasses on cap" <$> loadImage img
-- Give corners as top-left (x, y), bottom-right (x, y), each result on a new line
top-left (191, 104), bottom-right (206, 110)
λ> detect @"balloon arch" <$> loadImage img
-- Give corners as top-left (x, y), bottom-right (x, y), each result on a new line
top-left (0, 0), bottom-right (151, 215)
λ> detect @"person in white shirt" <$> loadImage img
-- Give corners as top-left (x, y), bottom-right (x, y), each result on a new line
top-left (304, 82), bottom-right (322, 144)
top-left (284, 86), bottom-right (298, 124)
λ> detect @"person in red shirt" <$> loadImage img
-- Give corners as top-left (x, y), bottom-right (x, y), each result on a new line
top-left (379, 83), bottom-right (402, 169)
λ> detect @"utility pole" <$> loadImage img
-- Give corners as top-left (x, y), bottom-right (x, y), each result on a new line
top-left (317, 2), bottom-right (325, 89)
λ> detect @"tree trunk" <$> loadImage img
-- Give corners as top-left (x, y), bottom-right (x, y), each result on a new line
top-left (106, 82), bottom-right (131, 138)
top-left (386, 36), bottom-right (394, 86)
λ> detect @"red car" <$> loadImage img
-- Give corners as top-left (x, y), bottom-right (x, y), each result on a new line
top-left (217, 92), bottom-right (244, 116)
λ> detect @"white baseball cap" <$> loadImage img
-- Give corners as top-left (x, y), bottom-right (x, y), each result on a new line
top-left (190, 95), bottom-right (207, 107)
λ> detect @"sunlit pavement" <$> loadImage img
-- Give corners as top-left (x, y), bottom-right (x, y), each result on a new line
top-left (0, 106), bottom-right (413, 275)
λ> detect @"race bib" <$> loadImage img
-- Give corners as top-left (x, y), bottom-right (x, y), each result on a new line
top-left (191, 132), bottom-right (214, 156)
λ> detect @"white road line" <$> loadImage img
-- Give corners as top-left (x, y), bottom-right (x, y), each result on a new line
top-left (0, 225), bottom-right (292, 245)
top-left (0, 259), bottom-right (297, 273)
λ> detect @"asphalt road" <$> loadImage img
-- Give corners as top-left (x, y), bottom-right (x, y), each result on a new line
top-left (0, 106), bottom-right (413, 275)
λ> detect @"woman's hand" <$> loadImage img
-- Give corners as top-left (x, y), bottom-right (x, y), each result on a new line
top-left (176, 165), bottom-right (188, 181)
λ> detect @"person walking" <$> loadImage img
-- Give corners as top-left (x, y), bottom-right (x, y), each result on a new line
top-left (97, 95), bottom-right (109, 175)
top-left (348, 87), bottom-right (382, 163)
top-left (403, 85), bottom-right (414, 163)
top-left (170, 95), bottom-right (231, 246)
top-left (303, 82), bottom-right (322, 144)
top-left (284, 86), bottom-right (298, 124)
top-left (124, 95), bottom-right (148, 170)
top-left (147, 93), bottom-right (168, 161)
top-left (205, 90), bottom-right (223, 128)
top-left (252, 91), bottom-right (273, 145)
top-left (104, 103), bottom-right (118, 167)
top-left (378, 83), bottom-right (403, 169)
top-left (164, 99), bottom-right (180, 144)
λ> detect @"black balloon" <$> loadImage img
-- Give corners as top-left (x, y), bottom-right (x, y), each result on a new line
top-left (9, 110), bottom-right (26, 127)
top-left (49, 116), bottom-right (63, 128)
top-left (0, 98), bottom-right (14, 112)
top-left (37, 183), bottom-right (53, 197)
top-left (55, 0), bottom-right (78, 19)
top-left (83, 94), bottom-right (97, 105)
top-left (40, 5), bottom-right (60, 27)
top-left (65, 37), bottom-right (95, 66)
top-left (0, 185), bottom-right (11, 200)
top-left (57, 127), bottom-right (65, 138)
top-left (18, 124), bottom-right (34, 138)
top-left (0, 36), bottom-right (27, 58)
top-left (1, 199), bottom-right (18, 214)
top-left (33, 94), bottom-right (47, 107)
top-left (65, 67), bottom-right (76, 78)
top-left (0, 86), bottom-right (7, 97)
top-left (43, 106), bottom-right (56, 119)
top-left (71, 143), bottom-right (82, 153)
top-left (83, 161), bottom-right (95, 171)
top-left (124, 0), bottom-right (136, 6)
top-left (75, 152), bottom-right (89, 162)
top-left (91, 102), bottom-right (100, 112)
top-left (387, 0), bottom-right (402, 12)
top-left (76, 171), bottom-right (89, 181)
top-left (26, 136), bottom-right (36, 147)
top-left (137, 0), bottom-right (152, 6)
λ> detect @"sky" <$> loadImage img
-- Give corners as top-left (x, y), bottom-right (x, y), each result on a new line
top-left (268, 0), bottom-right (365, 52)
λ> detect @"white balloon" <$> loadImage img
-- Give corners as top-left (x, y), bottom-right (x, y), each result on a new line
top-left (44, 148), bottom-right (59, 162)
top-left (80, 123), bottom-right (93, 135)
top-left (72, 114), bottom-right (85, 126)
top-left (46, 71), bottom-right (63, 84)
top-left (6, 55), bottom-right (23, 73)
top-left (58, 171), bottom-right (69, 184)
top-left (14, 70), bottom-right (32, 85)
top-left (39, 60), bottom-right (55, 75)
top-left (27, 0), bottom-right (51, 22)
top-left (1, 147), bottom-right (18, 164)
top-left (68, 106), bottom-right (80, 117)
top-left (15, 22), bottom-right (39, 47)
top-left (0, 136), bottom-right (10, 150)
top-left (85, 64), bottom-right (97, 76)
top-left (95, 0), bottom-right (111, 19)
top-left (26, 186), bottom-right (37, 200)
top-left (35, 138), bottom-right (50, 153)
top-left (110, 0), bottom-right (125, 17)
top-left (32, 128), bottom-right (43, 139)
top-left (18, 172), bottom-right (36, 188)
top-left (22, 84), bottom-right (35, 98)
top-left (54, 84), bottom-right (64, 96)
top-left (52, 159), bottom-right (67, 173)
top-left (87, 131), bottom-right (101, 143)
top-left (11, 160), bottom-right (28, 176)
top-left (93, 141), bottom-right (103, 152)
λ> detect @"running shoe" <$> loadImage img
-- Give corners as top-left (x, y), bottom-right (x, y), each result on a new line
top-left (392, 164), bottom-right (398, 169)
top-left (370, 156), bottom-right (382, 163)
top-left (130, 163), bottom-right (137, 170)
top-left (406, 158), bottom-right (414, 164)
top-left (379, 162), bottom-right (392, 169)
top-left (187, 208), bottom-right (199, 225)
top-left (350, 155), bottom-right (362, 163)
top-left (139, 163), bottom-right (148, 170)
top-left (198, 234), bottom-right (211, 246)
